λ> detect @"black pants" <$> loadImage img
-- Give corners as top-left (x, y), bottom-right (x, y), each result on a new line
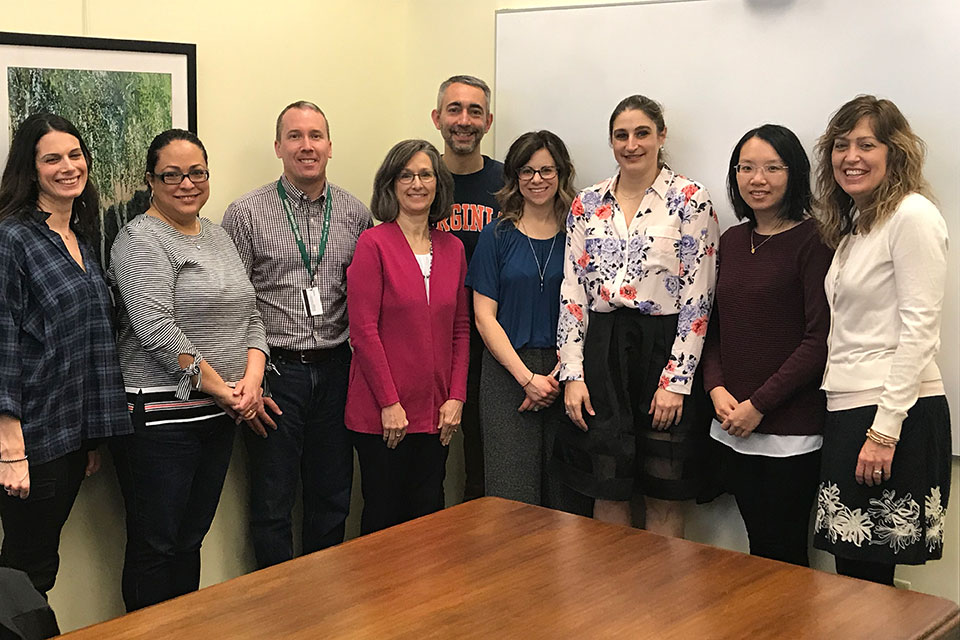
top-left (461, 330), bottom-right (485, 501)
top-left (112, 416), bottom-right (234, 611)
top-left (727, 448), bottom-right (820, 567)
top-left (0, 449), bottom-right (86, 597)
top-left (353, 432), bottom-right (448, 535)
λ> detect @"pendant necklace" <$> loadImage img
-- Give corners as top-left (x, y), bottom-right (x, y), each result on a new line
top-left (520, 220), bottom-right (557, 292)
top-left (750, 229), bottom-right (775, 254)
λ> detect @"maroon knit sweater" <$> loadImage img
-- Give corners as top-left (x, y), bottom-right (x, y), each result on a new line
top-left (701, 218), bottom-right (834, 436)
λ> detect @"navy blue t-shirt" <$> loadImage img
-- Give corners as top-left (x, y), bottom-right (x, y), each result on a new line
top-left (466, 219), bottom-right (564, 350)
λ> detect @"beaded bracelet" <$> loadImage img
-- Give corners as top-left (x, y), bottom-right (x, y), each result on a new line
top-left (866, 428), bottom-right (898, 447)
top-left (0, 455), bottom-right (28, 464)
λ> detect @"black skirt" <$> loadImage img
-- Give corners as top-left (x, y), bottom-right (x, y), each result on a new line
top-left (551, 309), bottom-right (711, 501)
top-left (812, 396), bottom-right (952, 565)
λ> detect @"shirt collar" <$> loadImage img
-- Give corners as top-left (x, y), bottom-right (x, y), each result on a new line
top-left (279, 174), bottom-right (328, 205)
top-left (602, 165), bottom-right (676, 201)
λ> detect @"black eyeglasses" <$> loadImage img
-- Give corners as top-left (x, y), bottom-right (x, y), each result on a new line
top-left (150, 169), bottom-right (210, 185)
top-left (518, 165), bottom-right (557, 181)
top-left (397, 170), bottom-right (436, 185)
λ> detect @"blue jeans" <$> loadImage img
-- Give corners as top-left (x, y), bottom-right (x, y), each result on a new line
top-left (244, 346), bottom-right (353, 568)
top-left (111, 415), bottom-right (234, 612)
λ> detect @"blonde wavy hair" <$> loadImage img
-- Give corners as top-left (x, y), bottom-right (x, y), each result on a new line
top-left (815, 95), bottom-right (932, 248)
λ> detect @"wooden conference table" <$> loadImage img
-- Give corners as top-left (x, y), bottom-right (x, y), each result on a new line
top-left (60, 497), bottom-right (959, 639)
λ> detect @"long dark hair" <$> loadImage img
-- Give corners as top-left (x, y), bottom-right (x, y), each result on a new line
top-left (727, 124), bottom-right (811, 225)
top-left (0, 113), bottom-right (99, 240)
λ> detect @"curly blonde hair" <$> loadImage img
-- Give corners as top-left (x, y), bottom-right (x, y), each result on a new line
top-left (815, 95), bottom-right (932, 248)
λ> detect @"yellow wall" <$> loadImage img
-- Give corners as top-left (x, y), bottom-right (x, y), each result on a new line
top-left (1, 0), bottom-right (958, 633)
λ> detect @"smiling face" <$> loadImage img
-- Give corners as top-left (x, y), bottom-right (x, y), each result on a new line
top-left (610, 108), bottom-right (666, 181)
top-left (431, 82), bottom-right (492, 156)
top-left (35, 130), bottom-right (88, 210)
top-left (147, 139), bottom-right (210, 221)
top-left (394, 151), bottom-right (437, 218)
top-left (736, 136), bottom-right (788, 221)
top-left (275, 107), bottom-right (332, 192)
top-left (831, 116), bottom-right (888, 209)
top-left (518, 147), bottom-right (559, 209)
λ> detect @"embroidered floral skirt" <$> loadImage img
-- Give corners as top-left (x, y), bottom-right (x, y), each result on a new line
top-left (813, 396), bottom-right (951, 565)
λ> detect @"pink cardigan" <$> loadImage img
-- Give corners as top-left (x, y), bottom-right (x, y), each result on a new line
top-left (345, 221), bottom-right (470, 434)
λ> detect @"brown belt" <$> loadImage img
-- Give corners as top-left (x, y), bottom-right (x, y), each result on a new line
top-left (270, 344), bottom-right (347, 365)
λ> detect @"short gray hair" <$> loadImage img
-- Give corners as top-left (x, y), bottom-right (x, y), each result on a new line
top-left (371, 139), bottom-right (454, 226)
top-left (275, 100), bottom-right (329, 142)
top-left (436, 75), bottom-right (491, 112)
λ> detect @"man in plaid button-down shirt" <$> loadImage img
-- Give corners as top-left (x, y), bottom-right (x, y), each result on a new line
top-left (223, 101), bottom-right (371, 568)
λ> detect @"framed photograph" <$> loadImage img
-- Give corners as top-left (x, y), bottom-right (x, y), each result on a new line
top-left (0, 31), bottom-right (197, 266)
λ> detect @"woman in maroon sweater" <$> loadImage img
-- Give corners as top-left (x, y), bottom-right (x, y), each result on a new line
top-left (701, 125), bottom-right (833, 566)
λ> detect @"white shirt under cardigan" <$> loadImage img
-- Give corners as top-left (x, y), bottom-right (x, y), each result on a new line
top-left (821, 193), bottom-right (948, 440)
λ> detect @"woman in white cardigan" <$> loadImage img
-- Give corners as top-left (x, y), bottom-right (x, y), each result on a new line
top-left (812, 95), bottom-right (950, 585)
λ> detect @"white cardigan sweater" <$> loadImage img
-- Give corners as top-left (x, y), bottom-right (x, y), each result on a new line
top-left (822, 193), bottom-right (948, 439)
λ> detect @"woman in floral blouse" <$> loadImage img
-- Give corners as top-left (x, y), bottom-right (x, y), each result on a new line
top-left (552, 95), bottom-right (719, 537)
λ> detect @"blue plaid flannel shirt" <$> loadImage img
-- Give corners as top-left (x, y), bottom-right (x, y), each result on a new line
top-left (0, 210), bottom-right (130, 464)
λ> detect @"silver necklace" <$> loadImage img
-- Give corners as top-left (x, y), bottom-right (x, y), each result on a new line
top-left (520, 221), bottom-right (557, 293)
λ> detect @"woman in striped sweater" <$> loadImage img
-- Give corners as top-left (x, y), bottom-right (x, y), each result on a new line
top-left (109, 129), bottom-right (270, 611)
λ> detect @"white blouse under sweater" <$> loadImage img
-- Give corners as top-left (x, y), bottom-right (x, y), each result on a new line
top-left (821, 193), bottom-right (948, 440)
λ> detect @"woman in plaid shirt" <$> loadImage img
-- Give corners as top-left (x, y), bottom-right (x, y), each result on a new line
top-left (0, 113), bottom-right (131, 601)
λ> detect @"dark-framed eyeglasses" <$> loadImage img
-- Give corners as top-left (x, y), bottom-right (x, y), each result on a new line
top-left (150, 169), bottom-right (210, 185)
top-left (518, 165), bottom-right (557, 181)
top-left (734, 164), bottom-right (787, 176)
top-left (396, 170), bottom-right (437, 185)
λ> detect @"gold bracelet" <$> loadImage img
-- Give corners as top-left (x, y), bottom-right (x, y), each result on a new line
top-left (522, 371), bottom-right (536, 388)
top-left (0, 455), bottom-right (28, 463)
top-left (866, 428), bottom-right (898, 447)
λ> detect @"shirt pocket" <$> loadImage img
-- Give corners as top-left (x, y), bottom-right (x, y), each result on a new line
top-left (642, 225), bottom-right (681, 275)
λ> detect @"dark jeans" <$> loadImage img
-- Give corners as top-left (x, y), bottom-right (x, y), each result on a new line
top-left (0, 450), bottom-right (86, 597)
top-left (244, 347), bottom-right (353, 568)
top-left (729, 448), bottom-right (820, 567)
top-left (111, 416), bottom-right (234, 612)
top-left (353, 432), bottom-right (448, 535)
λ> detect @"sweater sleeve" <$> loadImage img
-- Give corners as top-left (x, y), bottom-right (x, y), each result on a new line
top-left (111, 224), bottom-right (201, 380)
top-left (750, 230), bottom-right (833, 414)
top-left (346, 231), bottom-right (400, 409)
top-left (871, 201), bottom-right (948, 440)
top-left (700, 303), bottom-right (724, 393)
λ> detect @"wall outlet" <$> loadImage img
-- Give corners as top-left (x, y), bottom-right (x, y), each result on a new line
top-left (894, 578), bottom-right (911, 590)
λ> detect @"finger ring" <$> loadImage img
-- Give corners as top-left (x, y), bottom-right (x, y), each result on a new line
top-left (873, 470), bottom-right (882, 476)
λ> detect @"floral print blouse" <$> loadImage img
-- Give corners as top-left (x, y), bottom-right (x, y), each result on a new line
top-left (557, 166), bottom-right (719, 394)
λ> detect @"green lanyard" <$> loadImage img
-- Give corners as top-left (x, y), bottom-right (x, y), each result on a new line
top-left (277, 179), bottom-right (332, 281)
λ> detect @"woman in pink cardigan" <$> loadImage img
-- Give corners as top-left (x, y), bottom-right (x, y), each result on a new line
top-left (346, 139), bottom-right (470, 534)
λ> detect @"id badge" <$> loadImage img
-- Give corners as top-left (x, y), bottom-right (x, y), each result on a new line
top-left (302, 287), bottom-right (324, 317)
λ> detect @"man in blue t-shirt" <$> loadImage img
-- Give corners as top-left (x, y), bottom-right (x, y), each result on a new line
top-left (432, 75), bottom-right (505, 500)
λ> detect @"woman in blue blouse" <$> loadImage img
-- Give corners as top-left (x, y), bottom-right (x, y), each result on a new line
top-left (0, 113), bottom-right (130, 600)
top-left (553, 95), bottom-right (719, 537)
top-left (468, 130), bottom-right (585, 510)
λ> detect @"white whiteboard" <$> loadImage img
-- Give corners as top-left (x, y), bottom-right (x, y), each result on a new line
top-left (495, 0), bottom-right (960, 454)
